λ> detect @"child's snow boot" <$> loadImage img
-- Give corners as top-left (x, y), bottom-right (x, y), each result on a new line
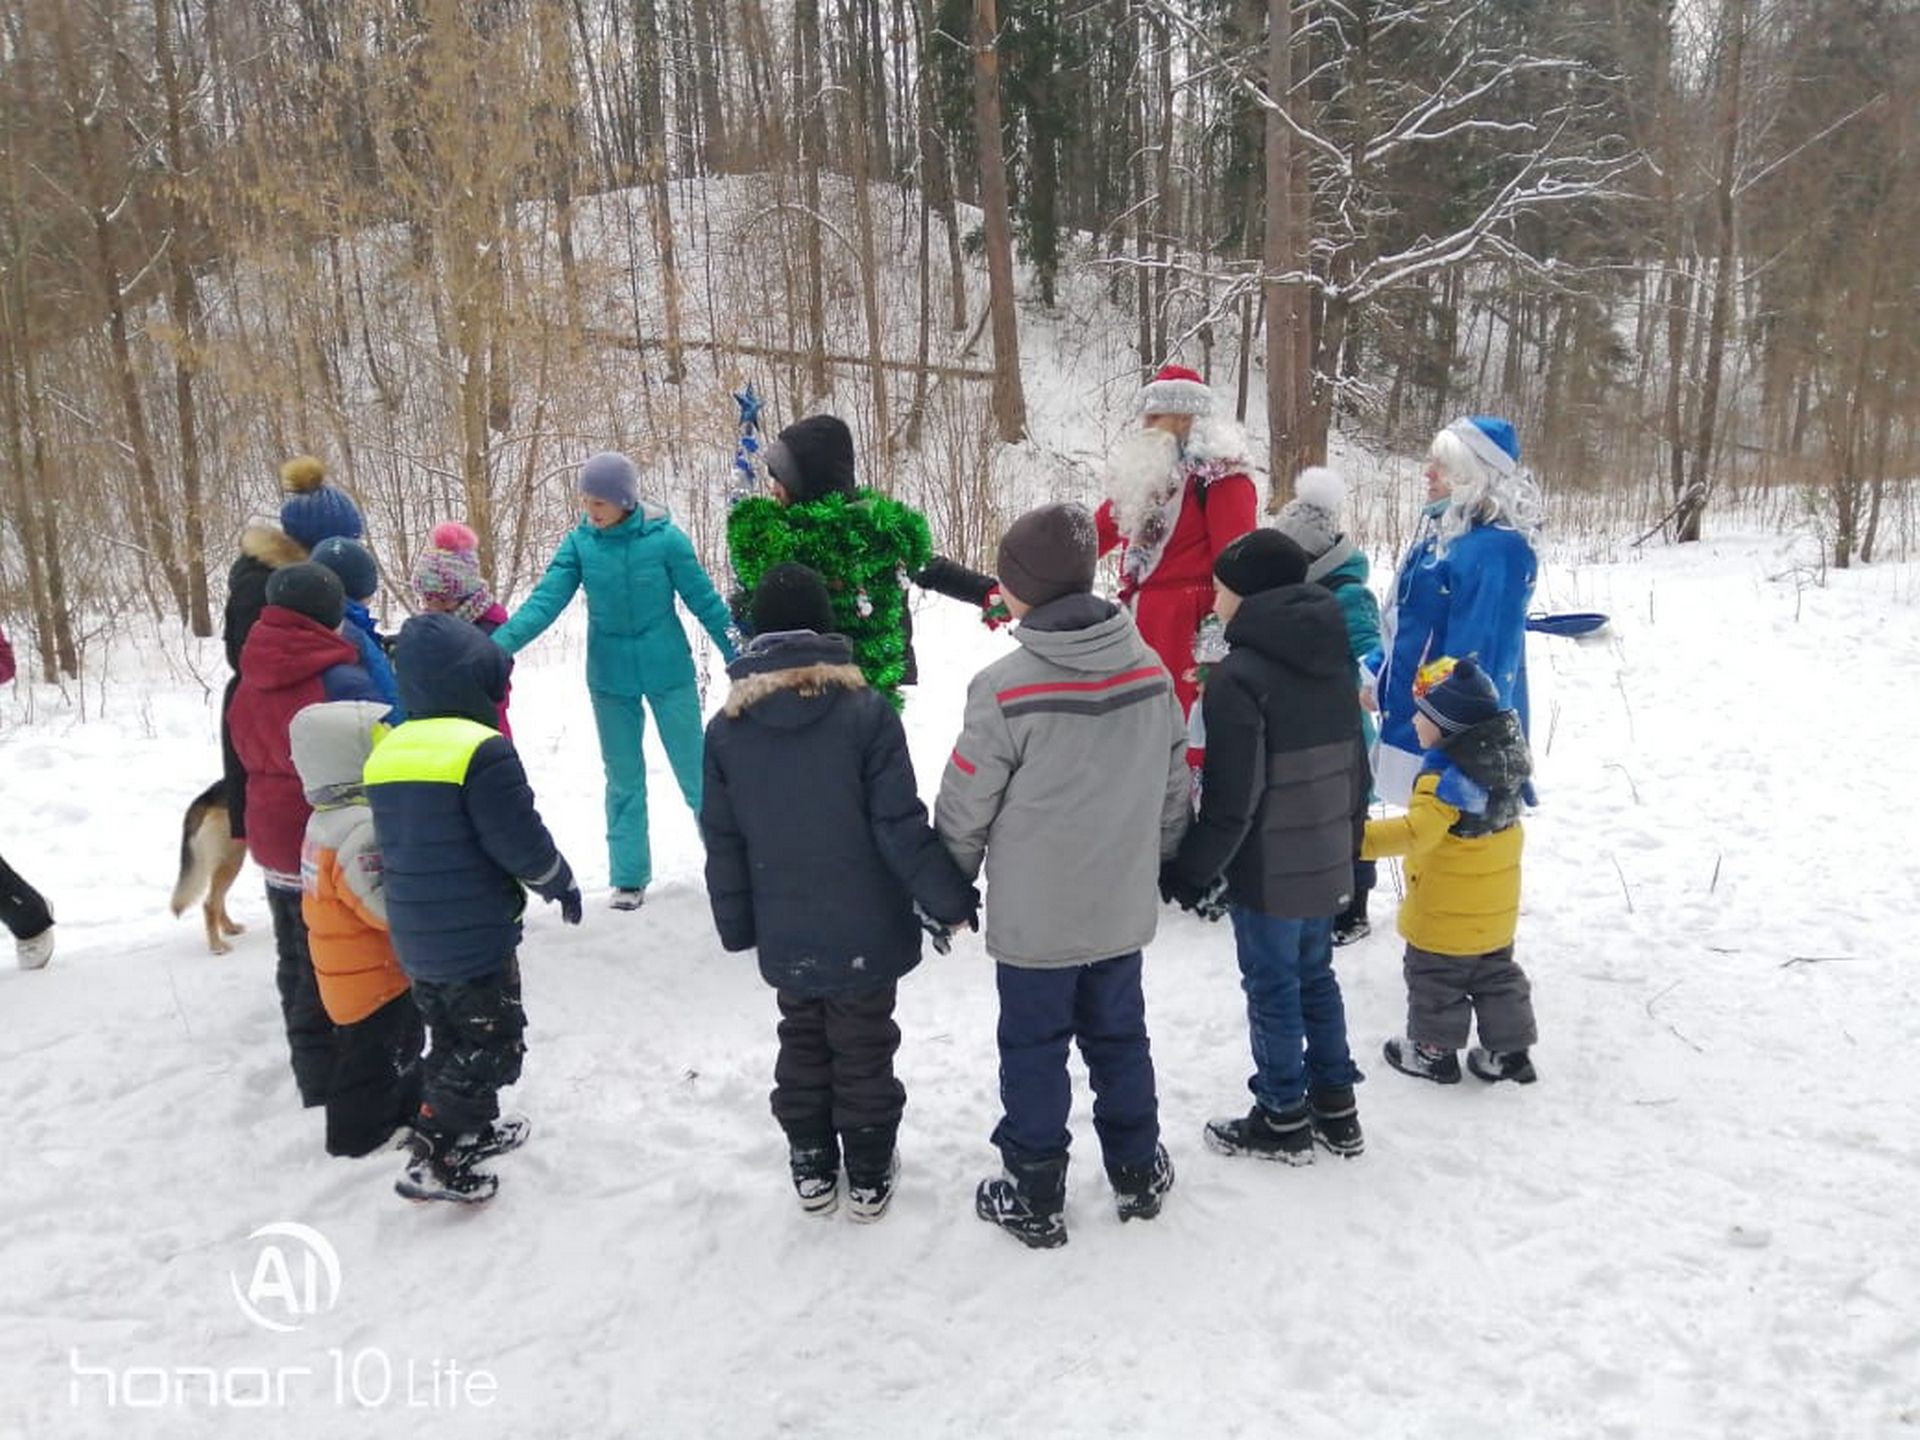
top-left (1203, 1101), bottom-right (1315, 1165)
top-left (1108, 1142), bottom-right (1175, 1222)
top-left (1332, 916), bottom-right (1370, 947)
top-left (395, 1129), bottom-right (498, 1205)
top-left (787, 1133), bottom-right (841, 1217)
top-left (842, 1126), bottom-right (899, 1223)
top-left (610, 887), bottom-right (646, 912)
top-left (976, 1153), bottom-right (1069, 1250)
top-left (1383, 1037), bottom-right (1462, 1084)
top-left (1307, 1085), bottom-right (1365, 1157)
top-left (16, 926), bottom-right (53, 970)
top-left (1467, 1046), bottom-right (1538, 1085)
top-left (450, 1114), bottom-right (532, 1166)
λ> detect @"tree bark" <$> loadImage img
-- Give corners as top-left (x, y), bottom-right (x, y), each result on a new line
top-left (972, 0), bottom-right (1028, 440)
top-left (1263, 0), bottom-right (1303, 495)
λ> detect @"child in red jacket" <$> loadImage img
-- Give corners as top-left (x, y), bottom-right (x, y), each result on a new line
top-left (229, 562), bottom-right (386, 1107)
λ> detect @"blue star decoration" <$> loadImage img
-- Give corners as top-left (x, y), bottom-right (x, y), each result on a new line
top-left (734, 384), bottom-right (762, 434)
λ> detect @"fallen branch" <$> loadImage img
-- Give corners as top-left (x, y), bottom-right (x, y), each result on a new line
top-left (1608, 852), bottom-right (1635, 913)
top-left (584, 328), bottom-right (997, 382)
top-left (1646, 980), bottom-right (1704, 1053)
top-left (1779, 955), bottom-right (1861, 969)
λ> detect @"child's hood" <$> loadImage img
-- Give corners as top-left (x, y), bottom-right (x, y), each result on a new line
top-left (1012, 594), bottom-right (1145, 674)
top-left (1423, 709), bottom-right (1533, 818)
top-left (290, 700), bottom-right (392, 803)
top-left (723, 630), bottom-right (865, 727)
top-left (394, 613), bottom-right (510, 727)
top-left (240, 607), bottom-right (360, 689)
top-left (1223, 585), bottom-right (1350, 678)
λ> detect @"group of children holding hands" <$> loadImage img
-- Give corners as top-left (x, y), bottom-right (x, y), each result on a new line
top-left (221, 411), bottom-right (1539, 1235)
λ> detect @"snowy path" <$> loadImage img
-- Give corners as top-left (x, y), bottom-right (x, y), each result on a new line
top-left (3, 532), bottom-right (1917, 1438)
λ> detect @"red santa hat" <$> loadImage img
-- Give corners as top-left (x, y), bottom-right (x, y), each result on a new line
top-left (1134, 364), bottom-right (1215, 418)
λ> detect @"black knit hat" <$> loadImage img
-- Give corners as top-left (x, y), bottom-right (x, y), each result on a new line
top-left (751, 563), bottom-right (837, 636)
top-left (1413, 655), bottom-right (1503, 734)
top-left (766, 415), bottom-right (857, 503)
top-left (265, 561), bottom-right (346, 630)
top-left (996, 503), bottom-right (1098, 608)
top-left (1213, 529), bottom-right (1310, 598)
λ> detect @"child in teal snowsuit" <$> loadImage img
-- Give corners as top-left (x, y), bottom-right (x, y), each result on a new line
top-left (492, 452), bottom-right (738, 909)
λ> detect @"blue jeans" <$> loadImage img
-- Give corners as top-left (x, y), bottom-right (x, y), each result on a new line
top-left (992, 953), bottom-right (1160, 1174)
top-left (1229, 908), bottom-right (1362, 1113)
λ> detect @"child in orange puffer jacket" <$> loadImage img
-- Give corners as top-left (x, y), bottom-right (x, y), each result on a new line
top-left (290, 700), bottom-right (424, 1157)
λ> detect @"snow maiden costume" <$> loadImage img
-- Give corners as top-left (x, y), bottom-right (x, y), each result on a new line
top-left (1095, 365), bottom-right (1259, 719)
top-left (1367, 417), bottom-right (1541, 808)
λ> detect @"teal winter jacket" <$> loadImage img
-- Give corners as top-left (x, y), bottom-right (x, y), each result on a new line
top-left (1306, 539), bottom-right (1382, 753)
top-left (492, 503), bottom-right (738, 697)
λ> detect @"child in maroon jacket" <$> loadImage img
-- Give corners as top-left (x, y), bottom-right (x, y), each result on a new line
top-left (229, 562), bottom-right (385, 1108)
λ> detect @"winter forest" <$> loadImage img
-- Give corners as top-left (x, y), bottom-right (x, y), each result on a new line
top-left (6, 2), bottom-right (1920, 1436)
top-left (1, 0), bottom-right (1915, 673)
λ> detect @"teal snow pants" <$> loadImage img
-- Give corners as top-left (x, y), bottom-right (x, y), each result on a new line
top-left (590, 685), bottom-right (705, 890)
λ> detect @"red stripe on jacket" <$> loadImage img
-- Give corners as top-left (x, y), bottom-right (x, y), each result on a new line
top-left (995, 665), bottom-right (1164, 705)
top-left (950, 749), bottom-right (977, 776)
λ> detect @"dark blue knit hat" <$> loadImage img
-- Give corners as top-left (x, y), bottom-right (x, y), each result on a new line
top-left (265, 561), bottom-right (346, 631)
top-left (278, 455), bottom-right (364, 551)
top-left (310, 537), bottom-right (379, 602)
top-left (1413, 655), bottom-right (1503, 735)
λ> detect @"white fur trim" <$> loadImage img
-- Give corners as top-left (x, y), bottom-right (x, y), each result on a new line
top-left (1184, 415), bottom-right (1252, 469)
top-left (1292, 466), bottom-right (1345, 512)
top-left (1446, 418), bottom-right (1518, 478)
top-left (1135, 378), bottom-right (1214, 417)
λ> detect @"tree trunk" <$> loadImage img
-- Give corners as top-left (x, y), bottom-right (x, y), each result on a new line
top-left (798, 0), bottom-right (830, 399)
top-left (972, 0), bottom-right (1027, 441)
top-left (841, 0), bottom-right (893, 468)
top-left (1679, 0), bottom-right (1746, 544)
top-left (155, 0), bottom-right (213, 637)
top-left (1262, 0), bottom-right (1303, 495)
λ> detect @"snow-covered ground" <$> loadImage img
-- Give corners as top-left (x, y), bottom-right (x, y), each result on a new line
top-left (4, 527), bottom-right (1918, 1439)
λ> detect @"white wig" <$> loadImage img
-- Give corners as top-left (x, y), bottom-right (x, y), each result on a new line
top-left (1428, 425), bottom-right (1544, 555)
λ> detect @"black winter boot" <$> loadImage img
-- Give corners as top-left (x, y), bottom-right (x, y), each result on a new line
top-left (1108, 1143), bottom-right (1175, 1222)
top-left (1203, 1102), bottom-right (1315, 1165)
top-left (395, 1129), bottom-right (498, 1205)
top-left (787, 1132), bottom-right (841, 1217)
top-left (1467, 1046), bottom-right (1538, 1085)
top-left (976, 1153), bottom-right (1069, 1249)
top-left (1383, 1037), bottom-right (1462, 1084)
top-left (1307, 1086), bottom-right (1365, 1158)
top-left (841, 1125), bottom-right (900, 1223)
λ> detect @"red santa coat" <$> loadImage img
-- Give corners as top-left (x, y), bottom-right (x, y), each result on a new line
top-left (1096, 440), bottom-right (1258, 717)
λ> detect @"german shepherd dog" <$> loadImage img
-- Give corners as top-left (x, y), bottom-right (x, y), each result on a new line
top-left (170, 780), bottom-right (249, 954)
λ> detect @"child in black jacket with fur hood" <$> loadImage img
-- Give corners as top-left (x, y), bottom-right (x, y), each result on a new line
top-left (702, 564), bottom-right (978, 1223)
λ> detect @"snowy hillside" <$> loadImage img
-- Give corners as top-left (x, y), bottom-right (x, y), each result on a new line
top-left (4, 526), bottom-right (1918, 1439)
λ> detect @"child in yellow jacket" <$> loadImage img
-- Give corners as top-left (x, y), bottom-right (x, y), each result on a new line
top-left (1362, 656), bottom-right (1538, 1086)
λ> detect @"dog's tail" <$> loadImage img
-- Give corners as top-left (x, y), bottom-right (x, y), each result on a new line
top-left (171, 779), bottom-right (231, 916)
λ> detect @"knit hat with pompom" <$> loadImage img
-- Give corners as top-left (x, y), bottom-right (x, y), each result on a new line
top-left (1273, 466), bottom-right (1346, 559)
top-left (410, 521), bottom-right (495, 624)
top-left (278, 455), bottom-right (365, 551)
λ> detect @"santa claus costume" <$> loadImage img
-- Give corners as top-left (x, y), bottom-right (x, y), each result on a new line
top-left (1095, 365), bottom-right (1260, 718)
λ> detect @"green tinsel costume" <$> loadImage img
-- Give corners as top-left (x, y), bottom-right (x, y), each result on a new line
top-left (728, 490), bottom-right (934, 708)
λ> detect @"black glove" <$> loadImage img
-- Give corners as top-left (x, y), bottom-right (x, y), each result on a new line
top-left (557, 886), bottom-right (583, 926)
top-left (914, 901), bottom-right (957, 956)
top-left (1160, 864), bottom-right (1229, 922)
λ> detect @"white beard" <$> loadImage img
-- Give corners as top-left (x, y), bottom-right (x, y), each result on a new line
top-left (1106, 427), bottom-right (1183, 538)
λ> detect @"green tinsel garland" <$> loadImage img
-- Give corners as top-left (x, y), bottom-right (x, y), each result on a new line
top-left (728, 489), bottom-right (934, 708)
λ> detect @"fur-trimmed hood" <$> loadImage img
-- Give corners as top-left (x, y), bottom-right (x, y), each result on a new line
top-left (1182, 414), bottom-right (1252, 470)
top-left (241, 523), bottom-right (308, 570)
top-left (723, 631), bottom-right (866, 725)
top-left (724, 660), bottom-right (867, 717)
